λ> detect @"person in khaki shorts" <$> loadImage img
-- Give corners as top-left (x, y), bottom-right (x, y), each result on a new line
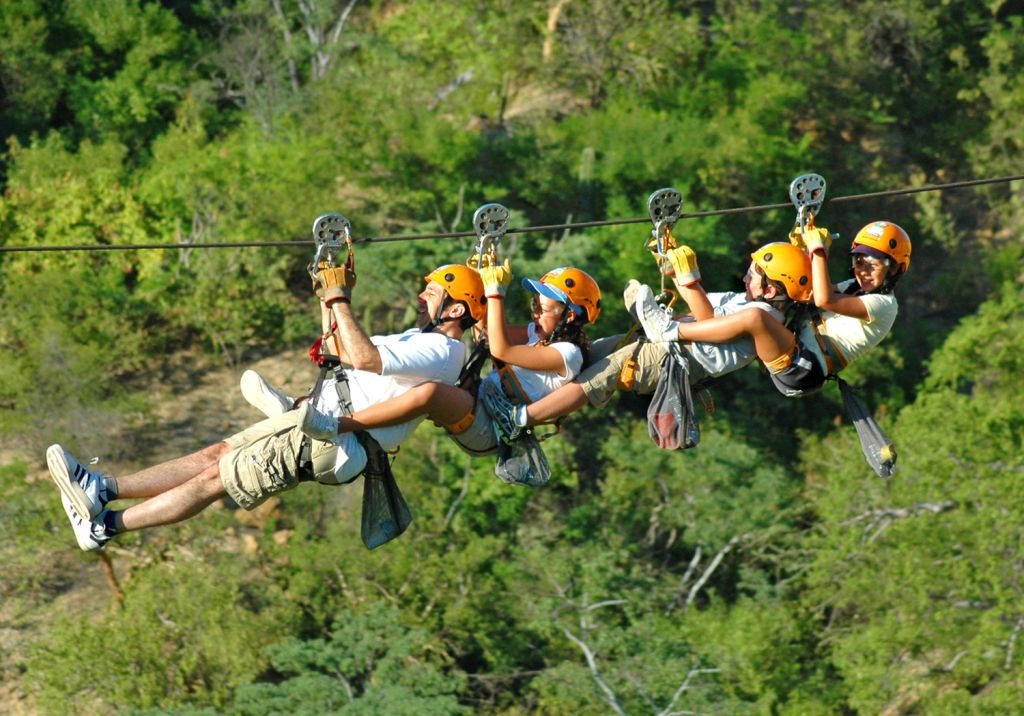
top-left (483, 243), bottom-right (801, 440)
top-left (45, 263), bottom-right (485, 551)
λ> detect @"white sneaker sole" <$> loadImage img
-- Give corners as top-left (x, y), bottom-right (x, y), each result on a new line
top-left (46, 444), bottom-right (100, 520)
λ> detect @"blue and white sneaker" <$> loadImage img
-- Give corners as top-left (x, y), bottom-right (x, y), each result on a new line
top-left (635, 284), bottom-right (678, 343)
top-left (481, 381), bottom-right (524, 443)
top-left (60, 493), bottom-right (111, 552)
top-left (46, 444), bottom-right (113, 521)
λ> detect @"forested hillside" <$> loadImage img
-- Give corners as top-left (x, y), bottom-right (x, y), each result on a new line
top-left (1, 1), bottom-right (1022, 713)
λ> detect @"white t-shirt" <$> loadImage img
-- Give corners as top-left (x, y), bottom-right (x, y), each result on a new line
top-left (478, 323), bottom-right (583, 403)
top-left (797, 279), bottom-right (898, 371)
top-left (684, 292), bottom-right (784, 377)
top-left (314, 328), bottom-right (467, 481)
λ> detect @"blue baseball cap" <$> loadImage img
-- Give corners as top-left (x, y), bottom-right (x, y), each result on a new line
top-left (522, 278), bottom-right (584, 316)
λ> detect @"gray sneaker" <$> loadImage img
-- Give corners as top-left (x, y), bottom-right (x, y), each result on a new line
top-left (481, 381), bottom-right (524, 443)
top-left (298, 402), bottom-right (339, 442)
top-left (636, 284), bottom-right (678, 343)
top-left (623, 279), bottom-right (642, 321)
top-left (240, 369), bottom-right (295, 417)
top-left (60, 493), bottom-right (111, 552)
top-left (46, 444), bottom-right (112, 520)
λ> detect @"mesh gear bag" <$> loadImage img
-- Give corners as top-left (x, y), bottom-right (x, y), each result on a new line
top-left (647, 344), bottom-right (700, 450)
top-left (494, 429), bottom-right (552, 487)
top-left (835, 376), bottom-right (897, 477)
top-left (356, 431), bottom-right (413, 549)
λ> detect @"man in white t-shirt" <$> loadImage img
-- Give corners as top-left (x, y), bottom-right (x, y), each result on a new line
top-left (45, 263), bottom-right (486, 551)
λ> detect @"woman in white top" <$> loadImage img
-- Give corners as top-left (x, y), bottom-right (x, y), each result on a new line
top-left (327, 264), bottom-right (603, 455)
top-left (640, 221), bottom-right (912, 397)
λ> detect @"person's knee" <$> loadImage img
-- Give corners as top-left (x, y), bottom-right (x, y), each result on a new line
top-left (740, 308), bottom-right (771, 331)
top-left (199, 462), bottom-right (228, 499)
top-left (207, 441), bottom-right (232, 461)
top-left (413, 382), bottom-right (445, 408)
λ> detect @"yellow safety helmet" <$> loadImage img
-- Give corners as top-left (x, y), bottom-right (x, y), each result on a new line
top-left (851, 221), bottom-right (912, 273)
top-left (424, 264), bottom-right (487, 322)
top-left (750, 243), bottom-right (812, 302)
top-left (523, 267), bottom-right (602, 324)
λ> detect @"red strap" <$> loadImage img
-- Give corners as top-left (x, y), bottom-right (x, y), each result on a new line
top-left (309, 321), bottom-right (339, 366)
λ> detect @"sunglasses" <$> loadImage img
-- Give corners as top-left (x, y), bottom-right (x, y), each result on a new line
top-left (852, 255), bottom-right (889, 270)
top-left (531, 297), bottom-right (565, 316)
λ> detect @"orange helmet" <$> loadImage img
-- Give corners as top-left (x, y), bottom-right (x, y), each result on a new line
top-left (851, 221), bottom-right (911, 273)
top-left (523, 267), bottom-right (602, 324)
top-left (424, 264), bottom-right (487, 321)
top-left (750, 243), bottom-right (812, 302)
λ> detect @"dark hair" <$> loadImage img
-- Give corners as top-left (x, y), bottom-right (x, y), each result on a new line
top-left (753, 266), bottom-right (794, 311)
top-left (455, 301), bottom-right (477, 330)
top-left (542, 314), bottom-right (591, 365)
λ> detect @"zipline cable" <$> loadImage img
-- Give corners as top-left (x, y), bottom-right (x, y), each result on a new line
top-left (2, 173), bottom-right (1021, 254)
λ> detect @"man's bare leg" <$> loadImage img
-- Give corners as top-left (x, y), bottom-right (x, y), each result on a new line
top-left (116, 460), bottom-right (228, 531)
top-left (110, 443), bottom-right (229, 500)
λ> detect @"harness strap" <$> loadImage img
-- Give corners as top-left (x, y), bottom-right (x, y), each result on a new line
top-left (494, 360), bottom-right (532, 405)
top-left (809, 308), bottom-right (848, 376)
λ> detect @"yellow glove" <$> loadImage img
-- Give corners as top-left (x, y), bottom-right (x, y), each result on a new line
top-left (802, 227), bottom-right (832, 257)
top-left (318, 265), bottom-right (357, 306)
top-left (479, 259), bottom-right (512, 298)
top-left (788, 227), bottom-right (807, 251)
top-left (467, 252), bottom-right (495, 270)
top-left (665, 245), bottom-right (701, 286)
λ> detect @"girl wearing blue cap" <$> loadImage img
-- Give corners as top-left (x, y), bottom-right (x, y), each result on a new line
top-left (295, 262), bottom-right (602, 456)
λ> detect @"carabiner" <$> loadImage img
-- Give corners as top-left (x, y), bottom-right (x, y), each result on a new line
top-left (789, 173), bottom-right (826, 231)
top-left (309, 212), bottom-right (352, 279)
top-left (646, 188), bottom-right (683, 252)
top-left (471, 202), bottom-right (510, 265)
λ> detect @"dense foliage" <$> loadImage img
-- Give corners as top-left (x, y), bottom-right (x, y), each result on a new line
top-left (1, 1), bottom-right (1022, 713)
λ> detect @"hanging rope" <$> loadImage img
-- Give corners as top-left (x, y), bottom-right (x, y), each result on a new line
top-left (1, 173), bottom-right (1020, 254)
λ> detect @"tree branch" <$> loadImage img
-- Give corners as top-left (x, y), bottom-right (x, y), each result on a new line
top-left (561, 626), bottom-right (626, 715)
top-left (841, 500), bottom-right (957, 543)
top-left (685, 535), bottom-right (741, 609)
top-left (657, 667), bottom-right (721, 716)
top-left (444, 461), bottom-right (471, 528)
top-left (1006, 616), bottom-right (1024, 670)
top-left (665, 546), bottom-right (701, 615)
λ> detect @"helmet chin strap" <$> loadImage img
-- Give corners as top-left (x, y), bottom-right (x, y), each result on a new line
top-left (421, 294), bottom-right (462, 333)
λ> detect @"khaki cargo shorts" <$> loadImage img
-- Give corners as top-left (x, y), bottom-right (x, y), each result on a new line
top-left (219, 413), bottom-right (340, 510)
top-left (579, 339), bottom-right (708, 409)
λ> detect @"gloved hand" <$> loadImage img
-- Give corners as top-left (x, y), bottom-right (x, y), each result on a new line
top-left (479, 259), bottom-right (512, 298)
top-left (801, 227), bottom-right (832, 257)
top-left (467, 252), bottom-right (495, 270)
top-left (319, 265), bottom-right (357, 306)
top-left (665, 245), bottom-right (701, 286)
top-left (310, 261), bottom-right (330, 298)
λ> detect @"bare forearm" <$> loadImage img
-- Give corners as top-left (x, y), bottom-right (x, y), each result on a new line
top-left (811, 253), bottom-right (834, 307)
top-left (330, 302), bottom-right (382, 373)
top-left (676, 281), bottom-right (714, 320)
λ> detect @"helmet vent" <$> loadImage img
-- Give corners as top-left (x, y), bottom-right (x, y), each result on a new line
top-left (444, 272), bottom-right (455, 282)
top-left (564, 278), bottom-right (576, 288)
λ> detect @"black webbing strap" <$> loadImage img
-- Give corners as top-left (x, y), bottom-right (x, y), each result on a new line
top-left (297, 357), bottom-right (355, 478)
